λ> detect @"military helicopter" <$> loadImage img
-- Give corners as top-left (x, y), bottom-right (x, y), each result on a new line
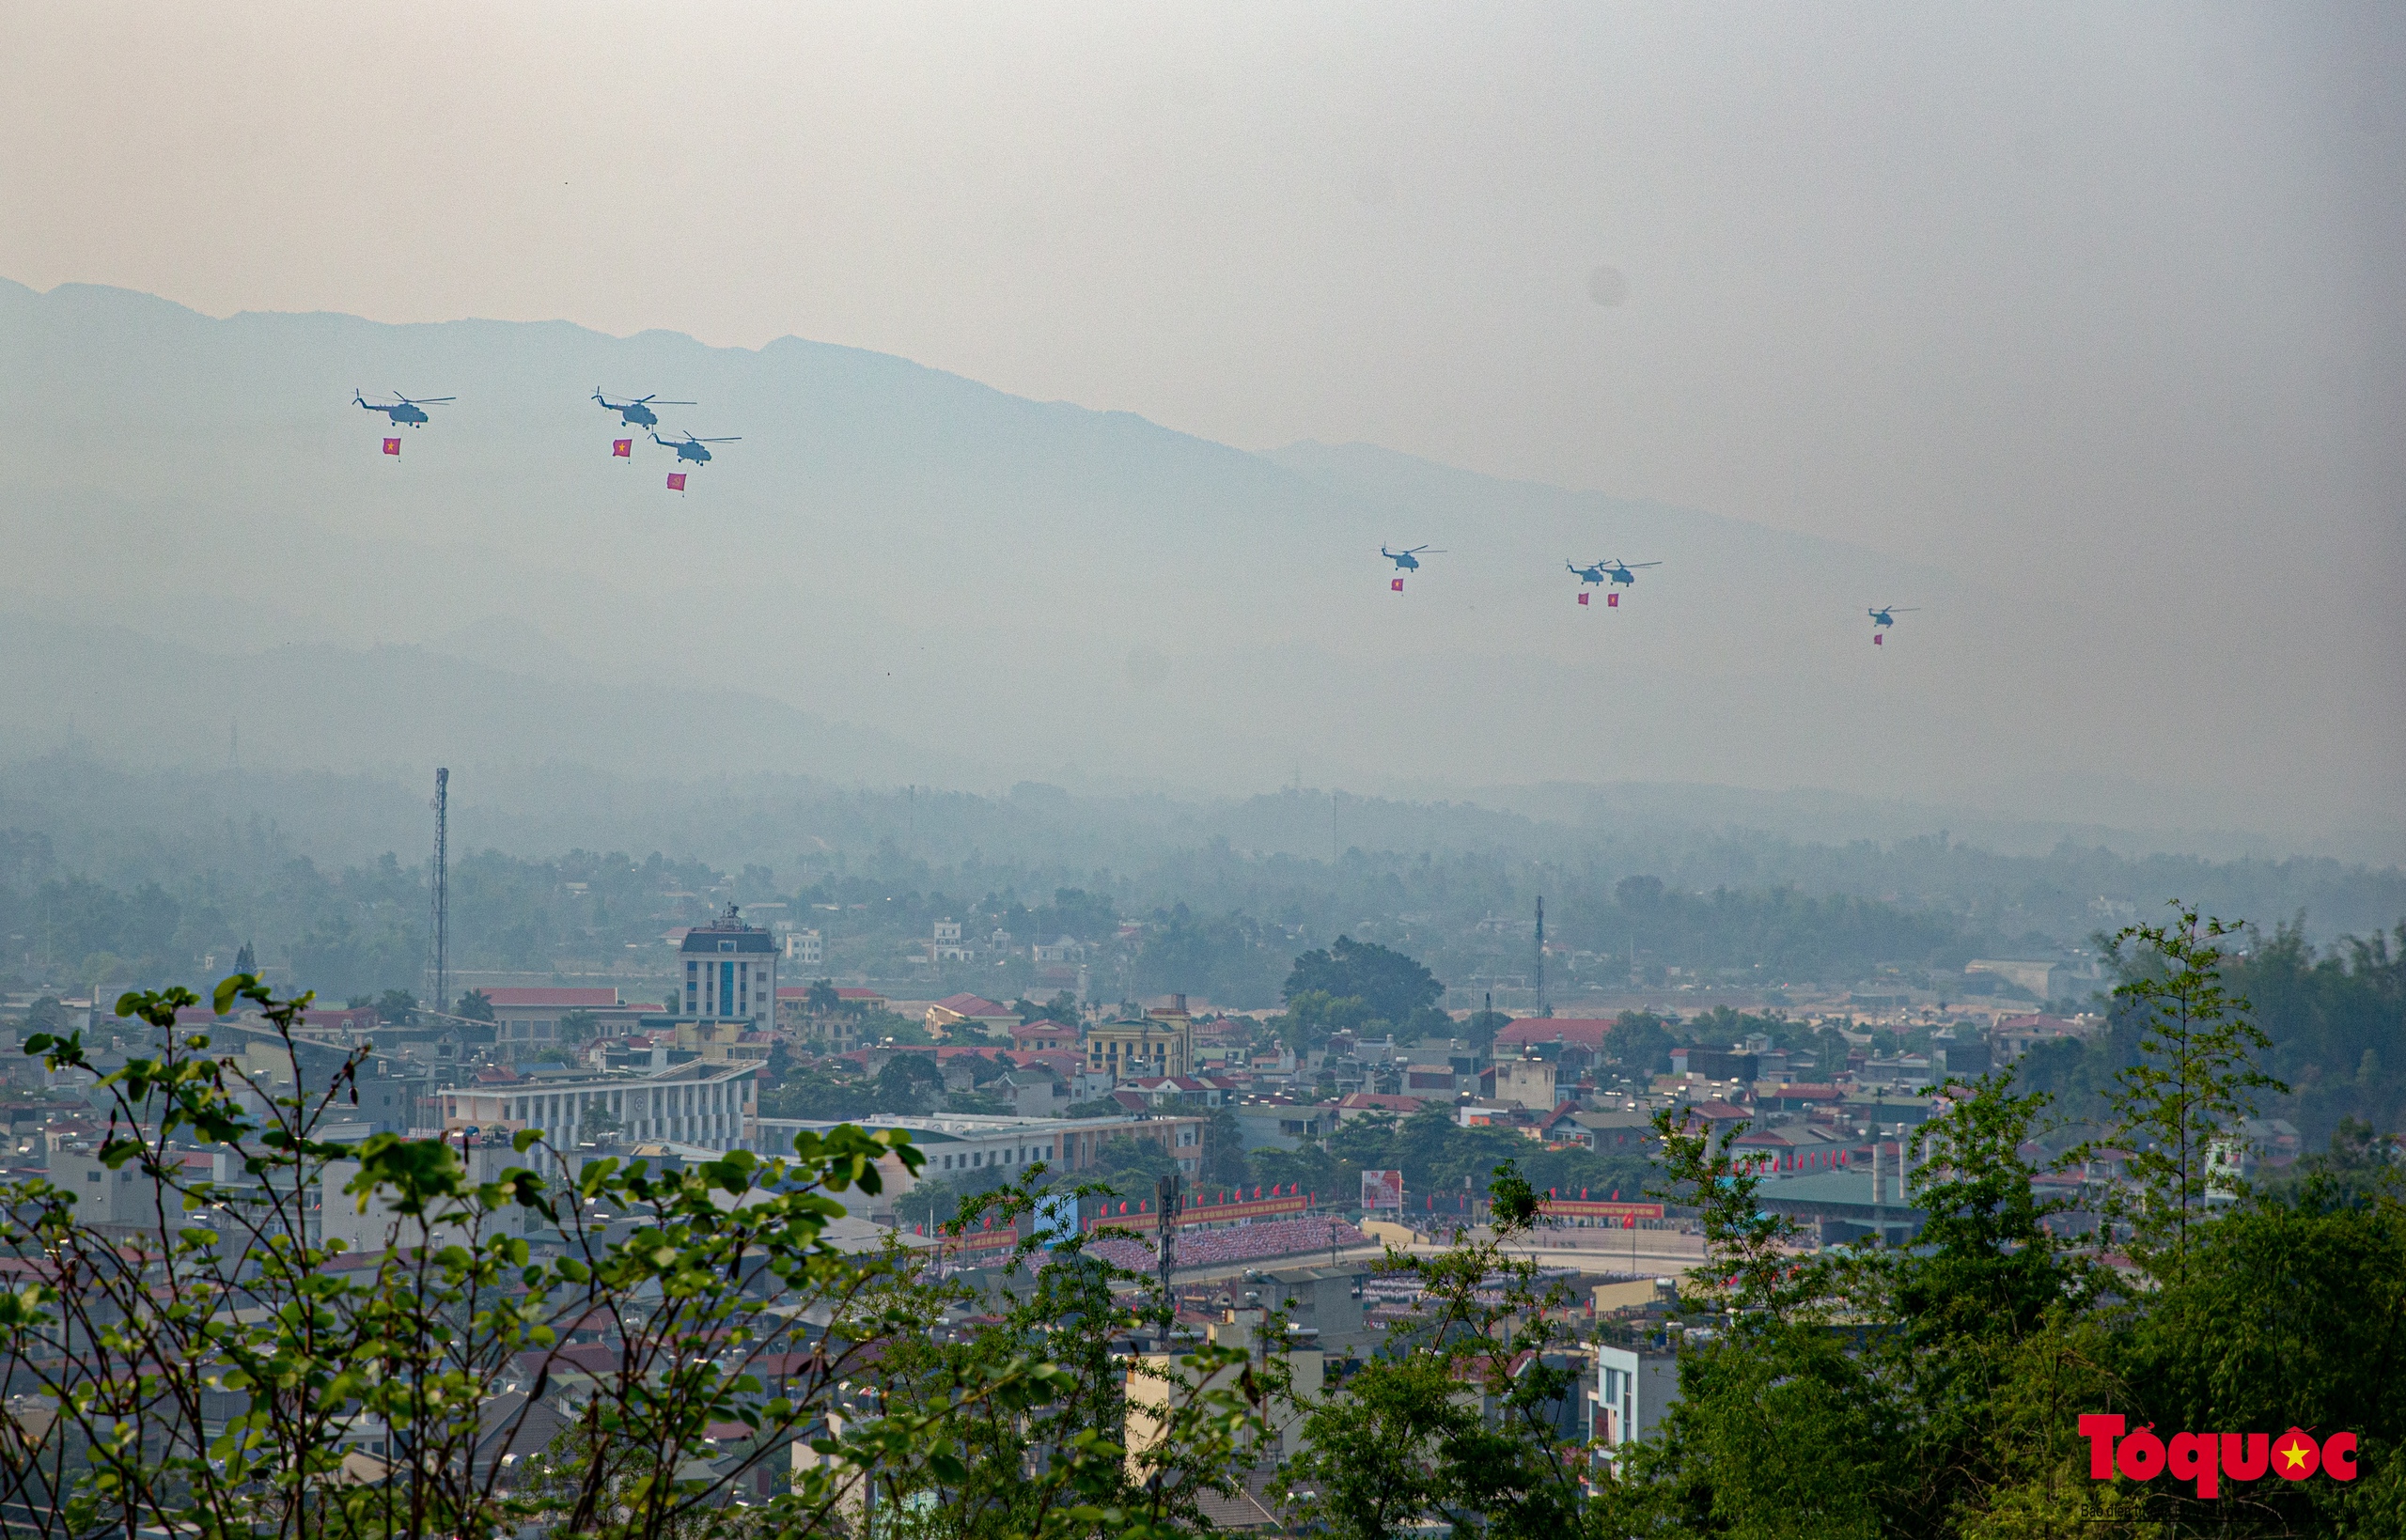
top-left (1570, 558), bottom-right (1659, 588)
top-left (652, 429), bottom-right (740, 465)
top-left (1382, 545), bottom-right (1442, 572)
top-left (354, 390), bottom-right (453, 427)
top-left (1868, 605), bottom-right (1919, 646)
top-left (594, 390), bottom-right (694, 429)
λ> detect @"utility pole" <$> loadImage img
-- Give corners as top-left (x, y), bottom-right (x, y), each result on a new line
top-left (1534, 896), bottom-right (1547, 1018)
top-left (427, 768), bottom-right (449, 1021)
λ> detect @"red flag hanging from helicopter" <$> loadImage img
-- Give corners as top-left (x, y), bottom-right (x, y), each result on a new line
top-left (612, 439), bottom-right (632, 458)
top-left (666, 473), bottom-right (687, 492)
top-left (382, 438), bottom-right (400, 457)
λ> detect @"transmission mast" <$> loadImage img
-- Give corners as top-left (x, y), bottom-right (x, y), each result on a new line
top-left (428, 768), bottom-right (449, 1020)
top-left (1533, 895), bottom-right (1547, 1018)
top-left (1155, 1171), bottom-right (1181, 1308)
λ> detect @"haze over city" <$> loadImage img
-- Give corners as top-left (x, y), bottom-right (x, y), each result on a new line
top-left (4, 8), bottom-right (2406, 1538)
top-left (4, 3), bottom-right (2400, 844)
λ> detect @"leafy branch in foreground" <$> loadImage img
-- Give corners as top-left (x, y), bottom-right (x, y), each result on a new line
top-left (0, 971), bottom-right (1257, 1540)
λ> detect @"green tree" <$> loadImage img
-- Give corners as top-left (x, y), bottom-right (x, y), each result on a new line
top-left (1284, 936), bottom-right (1443, 1024)
top-left (875, 1051), bottom-right (945, 1112)
top-left (1460, 1007), bottom-right (1510, 1053)
top-left (3, 972), bottom-right (1013, 1540)
top-left (1091, 1133), bottom-right (1180, 1198)
top-left (1288, 1163), bottom-right (1591, 1538)
top-left (374, 987), bottom-right (417, 1025)
top-left (454, 987), bottom-right (495, 1022)
top-left (1201, 1104), bottom-right (1251, 1186)
top-left (2082, 904), bottom-right (2288, 1281)
top-left (554, 1008), bottom-right (600, 1043)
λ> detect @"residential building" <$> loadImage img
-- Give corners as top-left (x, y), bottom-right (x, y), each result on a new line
top-left (927, 994), bottom-right (1019, 1038)
top-left (1127, 1307), bottom-right (1322, 1467)
top-left (1009, 1019), bottom-right (1078, 1054)
top-left (481, 988), bottom-right (646, 1055)
top-left (1965, 957), bottom-right (2076, 1000)
top-left (1593, 1346), bottom-right (1680, 1468)
top-left (321, 1133), bottom-right (537, 1255)
top-left (1991, 1013), bottom-right (2103, 1063)
top-left (1401, 1063), bottom-right (1461, 1098)
top-left (1492, 1018), bottom-right (1615, 1059)
top-left (779, 927), bottom-right (823, 966)
top-left (1085, 1012), bottom-right (1194, 1083)
top-left (1490, 1056), bottom-right (1557, 1111)
top-left (680, 906), bottom-right (778, 1031)
top-left (929, 919), bottom-right (974, 963)
top-left (1231, 1099), bottom-right (1336, 1151)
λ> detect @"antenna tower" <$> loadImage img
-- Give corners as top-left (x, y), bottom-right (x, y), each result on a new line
top-left (1533, 895), bottom-right (1547, 1018)
top-left (428, 768), bottom-right (449, 1019)
top-left (1155, 1171), bottom-right (1182, 1304)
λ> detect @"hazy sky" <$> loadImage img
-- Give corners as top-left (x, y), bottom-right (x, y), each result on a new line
top-left (5, 3), bottom-right (2402, 822)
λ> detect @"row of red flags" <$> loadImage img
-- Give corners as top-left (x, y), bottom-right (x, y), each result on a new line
top-left (1577, 592), bottom-right (1621, 607)
top-left (383, 435), bottom-right (687, 491)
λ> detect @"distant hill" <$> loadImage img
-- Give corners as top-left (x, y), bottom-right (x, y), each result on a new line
top-left (0, 278), bottom-right (2019, 805)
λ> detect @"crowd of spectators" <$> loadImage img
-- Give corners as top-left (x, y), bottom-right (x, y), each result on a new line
top-left (1083, 1215), bottom-right (1370, 1273)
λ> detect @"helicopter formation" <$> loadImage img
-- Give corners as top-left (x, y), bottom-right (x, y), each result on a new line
top-left (349, 382), bottom-right (1913, 640)
top-left (1385, 546), bottom-right (1921, 641)
top-left (357, 386), bottom-right (738, 490)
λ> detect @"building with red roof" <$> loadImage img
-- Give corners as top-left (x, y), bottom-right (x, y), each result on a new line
top-left (927, 994), bottom-right (1019, 1037)
top-left (1492, 1018), bottom-right (1616, 1054)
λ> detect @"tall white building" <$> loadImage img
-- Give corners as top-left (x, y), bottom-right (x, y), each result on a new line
top-left (1593, 1346), bottom-right (1680, 1470)
top-left (680, 905), bottom-right (777, 1027)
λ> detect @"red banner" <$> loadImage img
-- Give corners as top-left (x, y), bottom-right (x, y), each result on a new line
top-left (1578, 592), bottom-right (1590, 605)
top-left (666, 472), bottom-right (688, 491)
top-left (1390, 578), bottom-right (1404, 592)
top-left (941, 1228), bottom-right (1021, 1254)
top-left (613, 438), bottom-right (633, 458)
top-left (1606, 592), bottom-right (1619, 607)
top-left (382, 438), bottom-right (400, 456)
top-left (1537, 1199), bottom-right (1664, 1221)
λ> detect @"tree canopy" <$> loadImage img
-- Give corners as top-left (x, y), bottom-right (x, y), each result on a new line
top-left (1283, 935), bottom-right (1443, 1024)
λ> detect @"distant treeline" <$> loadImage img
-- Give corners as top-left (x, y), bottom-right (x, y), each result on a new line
top-left (1, 752), bottom-right (2400, 1009)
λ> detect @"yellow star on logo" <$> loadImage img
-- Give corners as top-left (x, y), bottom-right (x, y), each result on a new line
top-left (2278, 1439), bottom-right (2310, 1472)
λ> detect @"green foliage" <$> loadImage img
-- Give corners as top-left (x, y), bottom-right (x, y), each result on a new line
top-left (2079, 903), bottom-right (2287, 1279)
top-left (1131, 904), bottom-right (1287, 1007)
top-left (1289, 1163), bottom-right (1593, 1537)
top-left (1606, 1010), bottom-right (1678, 1075)
top-left (876, 1051), bottom-right (946, 1112)
top-left (1275, 988), bottom-right (1378, 1052)
top-left (1090, 1133), bottom-right (1180, 1198)
top-left (1461, 1007), bottom-right (1510, 1052)
top-left (1284, 935), bottom-right (1443, 1024)
top-left (758, 1063), bottom-right (879, 1121)
top-left (453, 987), bottom-right (495, 1022)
